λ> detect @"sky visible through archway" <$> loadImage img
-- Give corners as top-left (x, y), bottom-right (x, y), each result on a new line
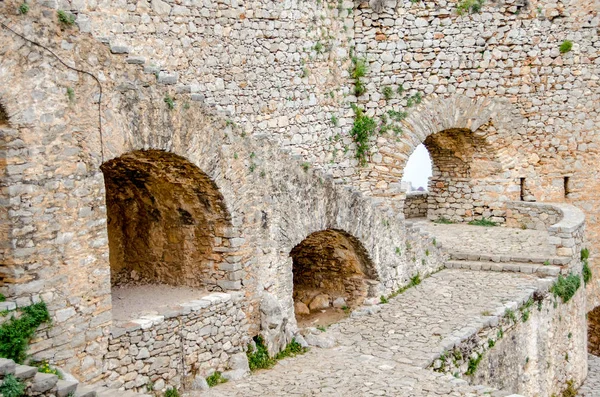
top-left (401, 144), bottom-right (432, 191)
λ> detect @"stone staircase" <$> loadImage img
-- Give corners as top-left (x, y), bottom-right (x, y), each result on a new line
top-left (102, 42), bottom-right (212, 109)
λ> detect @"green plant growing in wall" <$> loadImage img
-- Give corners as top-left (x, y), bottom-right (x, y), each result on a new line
top-left (164, 94), bottom-right (175, 110)
top-left (18, 3), bottom-right (29, 14)
top-left (301, 162), bottom-right (310, 172)
top-left (559, 40), bottom-right (573, 54)
top-left (551, 274), bottom-right (581, 303)
top-left (66, 87), bottom-right (75, 103)
top-left (206, 372), bottom-right (227, 388)
top-left (350, 105), bottom-right (377, 166)
top-left (583, 262), bottom-right (592, 285)
top-left (0, 301), bottom-right (50, 363)
top-left (382, 86), bottom-right (394, 100)
top-left (465, 353), bottom-right (482, 375)
top-left (57, 10), bottom-right (75, 25)
top-left (164, 387), bottom-right (180, 397)
top-left (380, 295), bottom-right (389, 304)
top-left (0, 374), bottom-right (25, 397)
top-left (468, 218), bottom-right (497, 227)
top-left (330, 114), bottom-right (339, 126)
top-left (350, 57), bottom-right (368, 97)
top-left (456, 0), bottom-right (485, 15)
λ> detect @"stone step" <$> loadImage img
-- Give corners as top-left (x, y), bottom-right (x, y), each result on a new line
top-left (157, 71), bottom-right (179, 85)
top-left (56, 379), bottom-right (79, 397)
top-left (125, 56), bottom-right (146, 65)
top-left (74, 385), bottom-right (97, 397)
top-left (449, 252), bottom-right (569, 266)
top-left (30, 372), bottom-right (59, 393)
top-left (109, 44), bottom-right (131, 54)
top-left (14, 364), bottom-right (37, 380)
top-left (446, 260), bottom-right (562, 276)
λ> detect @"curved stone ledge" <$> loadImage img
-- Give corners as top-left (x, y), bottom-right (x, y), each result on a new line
top-left (506, 201), bottom-right (586, 265)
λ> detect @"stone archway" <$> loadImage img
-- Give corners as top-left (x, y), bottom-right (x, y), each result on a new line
top-left (101, 150), bottom-right (236, 322)
top-left (421, 127), bottom-right (504, 222)
top-left (387, 96), bottom-right (523, 222)
top-left (290, 229), bottom-right (377, 326)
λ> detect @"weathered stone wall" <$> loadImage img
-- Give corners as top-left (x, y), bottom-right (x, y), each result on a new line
top-left (404, 191), bottom-right (428, 219)
top-left (472, 282), bottom-right (587, 396)
top-left (0, 1), bottom-right (447, 381)
top-left (505, 201), bottom-right (563, 231)
top-left (62, 0), bottom-right (600, 305)
top-left (105, 292), bottom-right (247, 392)
top-left (430, 275), bottom-right (587, 396)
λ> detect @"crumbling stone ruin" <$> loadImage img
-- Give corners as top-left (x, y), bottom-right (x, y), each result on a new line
top-left (0, 0), bottom-right (598, 395)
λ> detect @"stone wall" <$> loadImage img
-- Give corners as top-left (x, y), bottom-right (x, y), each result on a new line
top-left (404, 191), bottom-right (428, 219)
top-left (61, 0), bottom-right (600, 306)
top-left (430, 275), bottom-right (588, 396)
top-left (105, 292), bottom-right (247, 392)
top-left (0, 2), bottom-right (447, 381)
top-left (505, 201), bottom-right (563, 231)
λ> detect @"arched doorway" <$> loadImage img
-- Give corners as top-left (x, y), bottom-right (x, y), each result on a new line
top-left (290, 229), bottom-right (377, 328)
top-left (101, 150), bottom-right (234, 323)
top-left (402, 144), bottom-right (432, 219)
top-left (401, 127), bottom-right (505, 223)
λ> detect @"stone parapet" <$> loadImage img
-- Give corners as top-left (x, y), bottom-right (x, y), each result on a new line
top-left (104, 292), bottom-right (249, 392)
top-left (505, 201), bottom-right (586, 268)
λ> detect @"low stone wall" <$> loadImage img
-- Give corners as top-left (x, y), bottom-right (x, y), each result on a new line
top-left (404, 192), bottom-right (428, 219)
top-left (505, 202), bottom-right (586, 266)
top-left (505, 201), bottom-right (563, 231)
top-left (429, 275), bottom-right (587, 396)
top-left (104, 292), bottom-right (248, 392)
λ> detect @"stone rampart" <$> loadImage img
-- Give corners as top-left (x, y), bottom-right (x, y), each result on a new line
top-left (429, 274), bottom-right (588, 396)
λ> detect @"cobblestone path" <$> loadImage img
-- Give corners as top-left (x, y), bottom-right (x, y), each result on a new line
top-left (411, 219), bottom-right (553, 258)
top-left (200, 269), bottom-right (543, 396)
top-left (579, 354), bottom-right (600, 396)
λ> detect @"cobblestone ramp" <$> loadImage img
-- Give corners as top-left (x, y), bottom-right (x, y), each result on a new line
top-left (198, 269), bottom-right (541, 397)
top-left (578, 355), bottom-right (600, 396)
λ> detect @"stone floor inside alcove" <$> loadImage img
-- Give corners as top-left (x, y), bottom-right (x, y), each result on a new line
top-left (111, 284), bottom-right (209, 327)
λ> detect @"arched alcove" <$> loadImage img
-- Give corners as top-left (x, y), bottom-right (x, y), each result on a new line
top-left (402, 144), bottom-right (432, 219)
top-left (290, 229), bottom-right (377, 327)
top-left (101, 150), bottom-right (234, 321)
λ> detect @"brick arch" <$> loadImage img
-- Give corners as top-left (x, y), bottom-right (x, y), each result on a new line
top-left (397, 95), bottom-right (520, 178)
top-left (101, 149), bottom-right (237, 290)
top-left (290, 228), bottom-right (378, 317)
